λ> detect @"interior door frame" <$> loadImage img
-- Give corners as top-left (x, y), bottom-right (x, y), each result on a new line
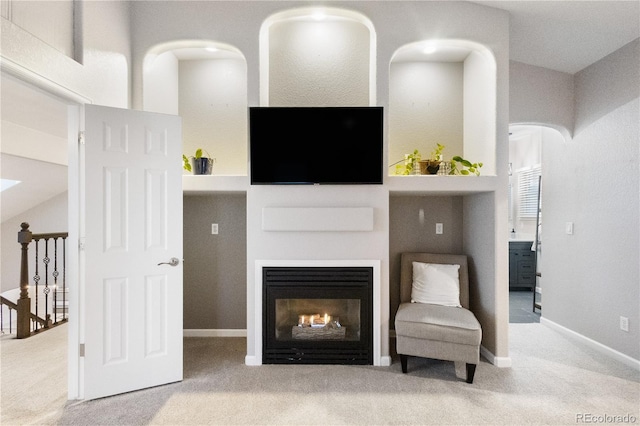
top-left (1, 60), bottom-right (90, 399)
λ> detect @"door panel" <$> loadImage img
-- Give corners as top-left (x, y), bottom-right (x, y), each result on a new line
top-left (83, 105), bottom-right (182, 400)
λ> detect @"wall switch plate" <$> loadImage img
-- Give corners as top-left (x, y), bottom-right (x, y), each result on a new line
top-left (620, 316), bottom-right (629, 332)
top-left (211, 223), bottom-right (219, 235)
top-left (565, 222), bottom-right (574, 235)
top-left (436, 223), bottom-right (443, 235)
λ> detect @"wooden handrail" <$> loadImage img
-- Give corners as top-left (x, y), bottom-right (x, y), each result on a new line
top-left (0, 295), bottom-right (17, 310)
top-left (14, 222), bottom-right (67, 338)
top-left (32, 232), bottom-right (69, 240)
top-left (1, 295), bottom-right (50, 327)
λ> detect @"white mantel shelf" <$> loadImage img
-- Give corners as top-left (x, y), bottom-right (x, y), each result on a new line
top-left (183, 175), bottom-right (249, 194)
top-left (183, 175), bottom-right (500, 195)
top-left (386, 175), bottom-right (499, 195)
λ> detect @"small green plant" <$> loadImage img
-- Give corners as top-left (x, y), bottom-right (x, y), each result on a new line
top-left (402, 149), bottom-right (421, 175)
top-left (449, 156), bottom-right (483, 176)
top-left (390, 149), bottom-right (422, 175)
top-left (183, 148), bottom-right (212, 172)
top-left (429, 143), bottom-right (445, 161)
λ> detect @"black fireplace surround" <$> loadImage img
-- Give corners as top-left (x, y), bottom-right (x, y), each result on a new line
top-left (263, 267), bottom-right (373, 364)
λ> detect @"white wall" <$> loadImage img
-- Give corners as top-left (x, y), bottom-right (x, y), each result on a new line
top-left (143, 51), bottom-right (179, 115)
top-left (2, 1), bottom-right (510, 363)
top-left (509, 61), bottom-right (574, 140)
top-left (464, 50), bottom-right (497, 175)
top-left (127, 0), bottom-right (510, 362)
top-left (268, 18), bottom-right (371, 106)
top-left (511, 40), bottom-right (639, 361)
top-left (1, 192), bottom-right (68, 293)
top-left (1, 0), bottom-right (131, 108)
top-left (543, 40), bottom-right (639, 360)
top-left (179, 58), bottom-right (248, 175)
top-left (389, 62), bottom-right (464, 164)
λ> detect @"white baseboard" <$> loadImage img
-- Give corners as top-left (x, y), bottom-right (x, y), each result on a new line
top-left (183, 329), bottom-right (247, 338)
top-left (379, 356), bottom-right (392, 366)
top-left (541, 318), bottom-right (640, 371)
top-left (245, 355), bottom-right (261, 366)
top-left (480, 345), bottom-right (512, 367)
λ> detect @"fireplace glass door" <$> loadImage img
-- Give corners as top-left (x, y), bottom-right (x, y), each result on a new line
top-left (263, 267), bottom-right (373, 364)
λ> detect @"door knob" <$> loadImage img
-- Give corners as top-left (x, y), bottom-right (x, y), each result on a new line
top-left (158, 257), bottom-right (180, 267)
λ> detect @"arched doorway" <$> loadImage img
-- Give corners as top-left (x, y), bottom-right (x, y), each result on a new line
top-left (508, 124), bottom-right (566, 323)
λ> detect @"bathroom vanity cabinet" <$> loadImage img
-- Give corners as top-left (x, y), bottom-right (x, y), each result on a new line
top-left (509, 241), bottom-right (536, 290)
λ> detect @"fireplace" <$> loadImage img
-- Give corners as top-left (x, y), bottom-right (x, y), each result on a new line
top-left (262, 267), bottom-right (373, 364)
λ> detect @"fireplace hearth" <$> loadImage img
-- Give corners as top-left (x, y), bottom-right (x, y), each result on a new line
top-left (262, 267), bottom-right (373, 364)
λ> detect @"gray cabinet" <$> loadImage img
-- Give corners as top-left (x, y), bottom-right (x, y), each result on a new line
top-left (509, 241), bottom-right (535, 289)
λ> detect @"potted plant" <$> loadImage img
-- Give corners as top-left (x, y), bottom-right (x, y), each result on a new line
top-left (449, 156), bottom-right (483, 175)
top-left (419, 143), bottom-right (444, 175)
top-left (183, 148), bottom-right (215, 175)
top-left (390, 149), bottom-right (422, 175)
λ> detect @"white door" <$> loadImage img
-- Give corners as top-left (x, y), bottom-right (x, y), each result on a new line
top-left (82, 105), bottom-right (183, 400)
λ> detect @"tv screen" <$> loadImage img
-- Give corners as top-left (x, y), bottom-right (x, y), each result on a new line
top-left (249, 107), bottom-right (383, 185)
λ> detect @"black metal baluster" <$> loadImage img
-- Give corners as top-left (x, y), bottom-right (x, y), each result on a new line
top-left (44, 238), bottom-right (51, 327)
top-left (53, 238), bottom-right (59, 325)
top-left (33, 240), bottom-right (40, 333)
top-left (63, 237), bottom-right (67, 321)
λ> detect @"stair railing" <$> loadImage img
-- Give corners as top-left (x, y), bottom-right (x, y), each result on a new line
top-left (3, 222), bottom-right (68, 338)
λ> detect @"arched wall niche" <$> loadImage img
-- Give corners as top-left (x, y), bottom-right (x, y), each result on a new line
top-left (389, 39), bottom-right (497, 175)
top-left (143, 40), bottom-right (248, 176)
top-left (260, 7), bottom-right (376, 106)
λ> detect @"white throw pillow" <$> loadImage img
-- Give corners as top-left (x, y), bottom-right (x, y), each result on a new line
top-left (411, 262), bottom-right (461, 307)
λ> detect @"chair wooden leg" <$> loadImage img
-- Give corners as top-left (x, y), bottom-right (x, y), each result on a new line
top-left (400, 354), bottom-right (408, 373)
top-left (466, 363), bottom-right (476, 384)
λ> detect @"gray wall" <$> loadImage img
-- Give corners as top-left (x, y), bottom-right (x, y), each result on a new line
top-left (1, 192), bottom-right (68, 293)
top-left (183, 194), bottom-right (247, 330)
top-left (509, 61), bottom-right (574, 139)
top-left (389, 195), bottom-right (463, 326)
top-left (510, 39), bottom-right (640, 360)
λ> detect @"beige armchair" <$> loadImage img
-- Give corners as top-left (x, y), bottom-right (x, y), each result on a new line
top-left (394, 253), bottom-right (482, 383)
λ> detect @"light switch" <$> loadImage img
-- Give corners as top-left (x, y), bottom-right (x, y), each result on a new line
top-left (565, 222), bottom-right (573, 235)
top-left (436, 223), bottom-right (443, 235)
top-left (211, 223), bottom-right (219, 235)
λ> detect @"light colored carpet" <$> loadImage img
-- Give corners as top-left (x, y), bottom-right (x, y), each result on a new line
top-left (1, 323), bottom-right (639, 425)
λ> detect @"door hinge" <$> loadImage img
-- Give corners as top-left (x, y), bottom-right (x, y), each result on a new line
top-left (78, 131), bottom-right (85, 145)
top-left (79, 344), bottom-right (85, 357)
top-left (79, 238), bottom-right (85, 251)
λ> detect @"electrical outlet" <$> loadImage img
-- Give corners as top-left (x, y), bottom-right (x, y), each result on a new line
top-left (620, 316), bottom-right (629, 332)
top-left (436, 223), bottom-right (443, 235)
top-left (211, 223), bottom-right (219, 235)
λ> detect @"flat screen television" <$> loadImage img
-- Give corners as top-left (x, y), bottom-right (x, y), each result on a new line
top-left (249, 106), bottom-right (383, 185)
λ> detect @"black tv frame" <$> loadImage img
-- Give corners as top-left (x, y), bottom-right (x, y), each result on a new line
top-left (249, 106), bottom-right (384, 185)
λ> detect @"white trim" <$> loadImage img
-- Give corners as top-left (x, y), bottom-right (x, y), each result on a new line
top-left (245, 355), bottom-right (260, 366)
top-left (379, 356), bottom-right (392, 366)
top-left (1, 56), bottom-right (92, 104)
top-left (183, 329), bottom-right (247, 338)
top-left (1, 53), bottom-right (91, 402)
top-left (541, 318), bottom-right (640, 371)
top-left (253, 259), bottom-right (382, 366)
top-left (480, 345), bottom-right (512, 367)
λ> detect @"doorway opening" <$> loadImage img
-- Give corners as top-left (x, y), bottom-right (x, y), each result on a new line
top-left (508, 124), bottom-right (565, 323)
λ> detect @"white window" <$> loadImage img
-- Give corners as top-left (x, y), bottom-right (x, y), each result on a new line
top-left (518, 165), bottom-right (541, 219)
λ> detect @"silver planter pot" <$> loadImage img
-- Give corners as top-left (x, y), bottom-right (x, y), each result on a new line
top-left (191, 157), bottom-right (214, 175)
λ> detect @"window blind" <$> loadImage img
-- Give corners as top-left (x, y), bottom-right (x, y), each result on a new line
top-left (518, 165), bottom-right (541, 219)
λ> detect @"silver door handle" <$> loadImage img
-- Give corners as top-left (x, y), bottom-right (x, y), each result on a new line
top-left (158, 257), bottom-right (180, 267)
